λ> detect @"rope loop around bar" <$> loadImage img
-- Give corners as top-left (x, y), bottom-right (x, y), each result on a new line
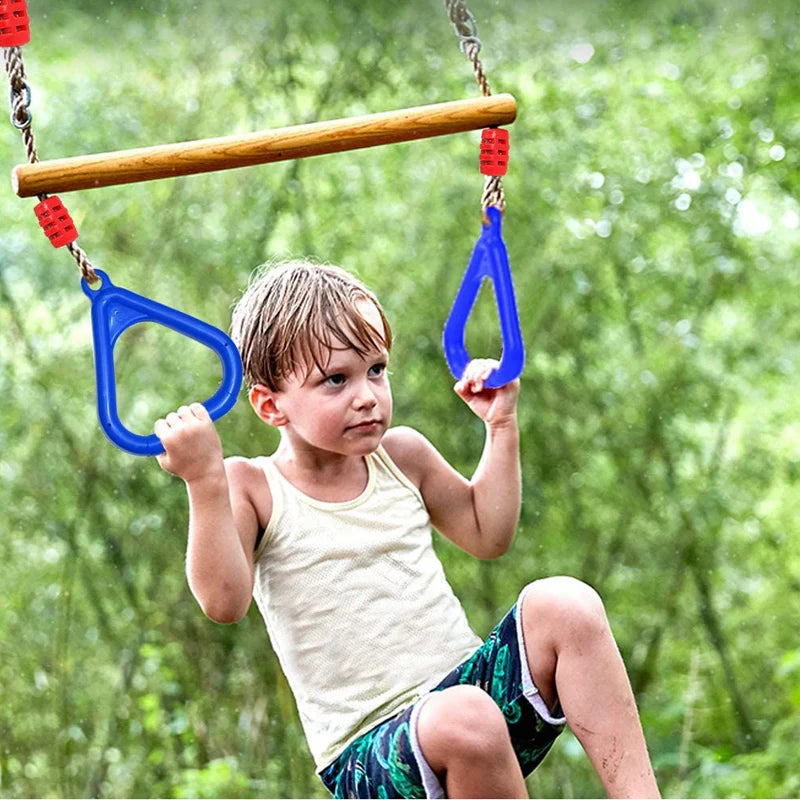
top-left (4, 45), bottom-right (98, 283)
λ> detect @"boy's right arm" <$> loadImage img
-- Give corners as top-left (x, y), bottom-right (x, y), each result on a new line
top-left (155, 403), bottom-right (269, 624)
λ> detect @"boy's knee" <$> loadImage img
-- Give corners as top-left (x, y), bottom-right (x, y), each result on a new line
top-left (522, 576), bottom-right (608, 642)
top-left (416, 685), bottom-right (509, 771)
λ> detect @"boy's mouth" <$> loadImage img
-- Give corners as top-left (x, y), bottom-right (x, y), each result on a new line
top-left (347, 419), bottom-right (381, 431)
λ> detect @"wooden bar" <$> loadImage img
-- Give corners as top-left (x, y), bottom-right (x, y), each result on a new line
top-left (12, 93), bottom-right (517, 197)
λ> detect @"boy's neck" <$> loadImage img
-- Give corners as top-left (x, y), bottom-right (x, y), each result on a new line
top-left (272, 440), bottom-right (372, 503)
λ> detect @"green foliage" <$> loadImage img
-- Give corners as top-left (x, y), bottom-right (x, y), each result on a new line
top-left (172, 758), bottom-right (251, 799)
top-left (1, 0), bottom-right (799, 797)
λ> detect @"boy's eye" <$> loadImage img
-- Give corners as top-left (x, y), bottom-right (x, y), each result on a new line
top-left (368, 363), bottom-right (386, 377)
top-left (324, 374), bottom-right (346, 387)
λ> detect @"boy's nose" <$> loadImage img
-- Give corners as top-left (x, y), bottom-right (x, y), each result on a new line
top-left (352, 381), bottom-right (378, 409)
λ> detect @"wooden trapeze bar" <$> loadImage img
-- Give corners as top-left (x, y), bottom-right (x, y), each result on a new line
top-left (12, 94), bottom-right (517, 197)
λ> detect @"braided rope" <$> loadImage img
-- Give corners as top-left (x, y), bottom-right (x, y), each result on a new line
top-left (4, 46), bottom-right (98, 283)
top-left (463, 40), bottom-right (492, 97)
top-left (66, 241), bottom-right (99, 283)
top-left (443, 0), bottom-right (505, 214)
top-left (4, 47), bottom-right (38, 162)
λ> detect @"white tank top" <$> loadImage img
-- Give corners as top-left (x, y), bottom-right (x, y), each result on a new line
top-left (251, 444), bottom-right (483, 770)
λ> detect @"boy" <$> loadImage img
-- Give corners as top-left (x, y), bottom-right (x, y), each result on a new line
top-left (155, 260), bottom-right (660, 799)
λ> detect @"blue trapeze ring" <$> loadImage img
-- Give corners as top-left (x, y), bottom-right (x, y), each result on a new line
top-left (442, 206), bottom-right (525, 388)
top-left (81, 269), bottom-right (243, 457)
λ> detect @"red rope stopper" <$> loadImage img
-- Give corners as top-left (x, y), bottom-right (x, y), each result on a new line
top-left (0, 0), bottom-right (30, 47)
top-left (479, 128), bottom-right (509, 176)
top-left (34, 196), bottom-right (79, 248)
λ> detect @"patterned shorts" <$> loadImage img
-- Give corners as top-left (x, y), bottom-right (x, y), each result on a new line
top-left (319, 586), bottom-right (566, 798)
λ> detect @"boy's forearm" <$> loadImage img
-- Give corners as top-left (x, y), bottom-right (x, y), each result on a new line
top-left (470, 416), bottom-right (521, 557)
top-left (184, 472), bottom-right (253, 621)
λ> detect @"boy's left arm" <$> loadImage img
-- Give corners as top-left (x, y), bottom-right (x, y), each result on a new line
top-left (387, 359), bottom-right (520, 559)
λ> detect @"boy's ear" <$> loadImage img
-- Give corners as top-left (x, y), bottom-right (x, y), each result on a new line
top-left (249, 384), bottom-right (288, 427)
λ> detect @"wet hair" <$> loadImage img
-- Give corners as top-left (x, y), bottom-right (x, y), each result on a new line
top-left (230, 259), bottom-right (392, 391)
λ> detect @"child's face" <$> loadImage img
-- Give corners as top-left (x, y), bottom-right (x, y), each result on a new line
top-left (265, 301), bottom-right (393, 457)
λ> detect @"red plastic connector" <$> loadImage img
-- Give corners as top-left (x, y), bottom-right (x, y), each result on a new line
top-left (479, 128), bottom-right (510, 176)
top-left (0, 0), bottom-right (30, 47)
top-left (34, 196), bottom-right (79, 248)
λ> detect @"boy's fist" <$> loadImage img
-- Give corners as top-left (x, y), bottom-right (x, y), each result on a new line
top-left (154, 403), bottom-right (224, 483)
top-left (454, 359), bottom-right (520, 426)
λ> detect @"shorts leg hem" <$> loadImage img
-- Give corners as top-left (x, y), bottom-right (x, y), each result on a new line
top-left (409, 695), bottom-right (445, 799)
top-left (516, 583), bottom-right (568, 727)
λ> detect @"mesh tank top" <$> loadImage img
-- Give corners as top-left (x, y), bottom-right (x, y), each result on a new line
top-left (251, 444), bottom-right (483, 770)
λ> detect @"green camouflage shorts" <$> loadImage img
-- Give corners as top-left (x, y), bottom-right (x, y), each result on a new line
top-left (319, 587), bottom-right (566, 798)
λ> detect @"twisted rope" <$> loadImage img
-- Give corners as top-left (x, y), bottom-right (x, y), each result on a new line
top-left (4, 47), bottom-right (38, 165)
top-left (443, 0), bottom-right (505, 214)
top-left (4, 46), bottom-right (98, 283)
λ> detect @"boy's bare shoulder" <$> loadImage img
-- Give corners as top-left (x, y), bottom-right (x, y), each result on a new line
top-left (223, 456), bottom-right (272, 529)
top-left (223, 454), bottom-right (266, 483)
top-left (381, 426), bottom-right (437, 488)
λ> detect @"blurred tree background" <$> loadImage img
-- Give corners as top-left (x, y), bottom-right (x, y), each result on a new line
top-left (1, 0), bottom-right (799, 797)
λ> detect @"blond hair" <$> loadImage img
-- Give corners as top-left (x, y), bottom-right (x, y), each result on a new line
top-left (230, 260), bottom-right (392, 391)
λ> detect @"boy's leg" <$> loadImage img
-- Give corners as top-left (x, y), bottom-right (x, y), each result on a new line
top-left (520, 576), bottom-right (660, 799)
top-left (416, 684), bottom-right (529, 798)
